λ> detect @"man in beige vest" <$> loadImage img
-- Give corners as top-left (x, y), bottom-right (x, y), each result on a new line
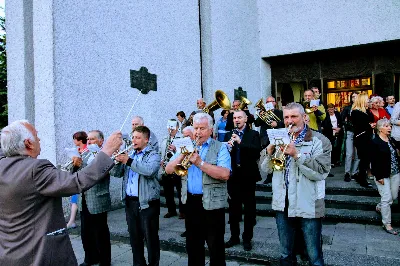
top-left (165, 113), bottom-right (231, 266)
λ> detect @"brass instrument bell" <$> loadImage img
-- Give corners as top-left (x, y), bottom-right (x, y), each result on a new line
top-left (238, 96), bottom-right (252, 110)
top-left (255, 98), bottom-right (281, 126)
top-left (270, 124), bottom-right (295, 171)
top-left (203, 90), bottom-right (231, 114)
top-left (303, 102), bottom-right (313, 114)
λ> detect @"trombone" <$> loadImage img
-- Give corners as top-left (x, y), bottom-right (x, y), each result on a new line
top-left (254, 98), bottom-right (281, 126)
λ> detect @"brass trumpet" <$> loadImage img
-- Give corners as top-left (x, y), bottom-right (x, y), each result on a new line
top-left (303, 102), bottom-right (313, 114)
top-left (270, 124), bottom-right (296, 171)
top-left (254, 98), bottom-right (281, 126)
top-left (203, 90), bottom-right (231, 114)
top-left (174, 137), bottom-right (200, 177)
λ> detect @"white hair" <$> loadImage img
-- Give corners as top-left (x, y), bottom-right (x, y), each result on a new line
top-left (377, 118), bottom-right (390, 131)
top-left (370, 96), bottom-right (383, 104)
top-left (193, 112), bottom-right (213, 129)
top-left (182, 126), bottom-right (194, 134)
top-left (1, 120), bottom-right (35, 156)
top-left (132, 116), bottom-right (144, 125)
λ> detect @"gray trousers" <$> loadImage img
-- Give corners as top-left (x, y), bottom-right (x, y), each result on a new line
top-left (375, 173), bottom-right (400, 225)
top-left (344, 131), bottom-right (360, 175)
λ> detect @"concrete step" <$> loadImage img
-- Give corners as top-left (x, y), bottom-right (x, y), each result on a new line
top-left (159, 196), bottom-right (400, 226)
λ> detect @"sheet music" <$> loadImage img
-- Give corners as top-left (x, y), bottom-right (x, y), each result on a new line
top-left (266, 128), bottom-right (291, 145)
top-left (172, 137), bottom-right (195, 152)
top-left (310, 99), bottom-right (320, 107)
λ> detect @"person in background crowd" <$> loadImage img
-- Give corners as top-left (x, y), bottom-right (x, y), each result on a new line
top-left (196, 98), bottom-right (214, 121)
top-left (385, 95), bottom-right (396, 116)
top-left (370, 118), bottom-right (400, 235)
top-left (262, 103), bottom-right (330, 266)
top-left (225, 100), bottom-right (255, 131)
top-left (224, 110), bottom-right (261, 251)
top-left (341, 92), bottom-right (360, 182)
top-left (0, 120), bottom-right (121, 266)
top-left (131, 116), bottom-right (159, 152)
top-left (176, 111), bottom-right (187, 138)
top-left (254, 96), bottom-right (284, 184)
top-left (159, 120), bottom-right (184, 219)
top-left (390, 101), bottom-right (400, 147)
top-left (216, 109), bottom-right (230, 142)
top-left (326, 104), bottom-right (343, 166)
top-left (66, 131), bottom-right (88, 229)
top-left (311, 87), bottom-right (324, 105)
top-left (165, 113), bottom-right (231, 266)
top-left (370, 96), bottom-right (390, 123)
top-left (112, 126), bottom-right (162, 266)
top-left (303, 89), bottom-right (326, 132)
top-left (351, 93), bottom-right (374, 188)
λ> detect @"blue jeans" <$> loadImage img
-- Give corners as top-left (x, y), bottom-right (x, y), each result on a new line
top-left (276, 212), bottom-right (324, 266)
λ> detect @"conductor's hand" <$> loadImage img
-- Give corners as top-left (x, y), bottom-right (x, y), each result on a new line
top-left (283, 143), bottom-right (298, 157)
top-left (102, 131), bottom-right (123, 156)
top-left (72, 156), bottom-right (82, 168)
top-left (115, 153), bottom-right (129, 164)
top-left (189, 151), bottom-right (202, 167)
top-left (266, 144), bottom-right (275, 156)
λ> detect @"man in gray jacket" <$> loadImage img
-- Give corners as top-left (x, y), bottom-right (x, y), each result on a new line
top-left (262, 103), bottom-right (331, 266)
top-left (112, 126), bottom-right (161, 266)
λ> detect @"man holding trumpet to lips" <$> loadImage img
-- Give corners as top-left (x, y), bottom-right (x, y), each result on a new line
top-left (261, 103), bottom-right (331, 266)
top-left (165, 112), bottom-right (231, 266)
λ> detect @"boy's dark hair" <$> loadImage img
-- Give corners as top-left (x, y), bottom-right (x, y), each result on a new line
top-left (133, 126), bottom-right (150, 139)
top-left (73, 131), bottom-right (88, 144)
top-left (176, 111), bottom-right (186, 118)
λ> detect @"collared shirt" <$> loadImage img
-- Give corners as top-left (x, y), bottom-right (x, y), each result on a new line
top-left (386, 105), bottom-right (394, 116)
top-left (126, 147), bottom-right (148, 197)
top-left (170, 137), bottom-right (231, 194)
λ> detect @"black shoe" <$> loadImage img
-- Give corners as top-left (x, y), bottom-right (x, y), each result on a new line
top-left (180, 231), bottom-right (187, 237)
top-left (328, 173), bottom-right (334, 177)
top-left (359, 181), bottom-right (372, 188)
top-left (164, 212), bottom-right (177, 218)
top-left (225, 238), bottom-right (240, 248)
top-left (243, 241), bottom-right (252, 251)
top-left (344, 173), bottom-right (351, 182)
top-left (351, 174), bottom-right (357, 180)
top-left (79, 263), bottom-right (97, 266)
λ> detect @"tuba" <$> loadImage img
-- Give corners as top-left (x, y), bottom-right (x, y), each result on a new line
top-left (255, 98), bottom-right (281, 126)
top-left (203, 90), bottom-right (231, 114)
top-left (270, 124), bottom-right (296, 171)
top-left (238, 96), bottom-right (252, 110)
top-left (174, 137), bottom-right (200, 176)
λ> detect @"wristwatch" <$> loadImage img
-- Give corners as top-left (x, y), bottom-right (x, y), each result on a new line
top-left (200, 161), bottom-right (205, 167)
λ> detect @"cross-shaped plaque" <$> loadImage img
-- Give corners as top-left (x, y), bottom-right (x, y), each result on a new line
top-left (130, 67), bottom-right (157, 94)
top-left (234, 86), bottom-right (247, 100)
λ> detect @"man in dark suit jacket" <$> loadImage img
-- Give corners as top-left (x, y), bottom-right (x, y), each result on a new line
top-left (225, 100), bottom-right (255, 131)
top-left (0, 120), bottom-right (121, 266)
top-left (75, 130), bottom-right (112, 266)
top-left (224, 110), bottom-right (261, 251)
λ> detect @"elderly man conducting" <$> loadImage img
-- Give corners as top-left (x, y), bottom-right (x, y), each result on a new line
top-left (0, 120), bottom-right (122, 266)
top-left (262, 103), bottom-right (330, 266)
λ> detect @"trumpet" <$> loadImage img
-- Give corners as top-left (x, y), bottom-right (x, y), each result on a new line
top-left (270, 124), bottom-right (296, 171)
top-left (303, 101), bottom-right (313, 114)
top-left (174, 137), bottom-right (200, 177)
top-left (111, 144), bottom-right (135, 163)
top-left (60, 149), bottom-right (91, 172)
top-left (254, 98), bottom-right (281, 126)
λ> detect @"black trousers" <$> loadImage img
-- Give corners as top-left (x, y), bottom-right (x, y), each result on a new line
top-left (81, 195), bottom-right (111, 266)
top-left (185, 193), bottom-right (226, 266)
top-left (354, 134), bottom-right (371, 182)
top-left (227, 168), bottom-right (256, 242)
top-left (162, 174), bottom-right (183, 214)
top-left (125, 197), bottom-right (160, 266)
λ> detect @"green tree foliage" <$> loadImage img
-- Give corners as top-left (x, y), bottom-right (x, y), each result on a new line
top-left (0, 13), bottom-right (7, 128)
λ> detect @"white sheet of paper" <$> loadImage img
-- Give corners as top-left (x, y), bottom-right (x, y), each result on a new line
top-left (310, 99), bottom-right (320, 107)
top-left (64, 147), bottom-right (80, 159)
top-left (265, 102), bottom-right (274, 110)
top-left (266, 128), bottom-right (291, 145)
top-left (172, 137), bottom-right (195, 152)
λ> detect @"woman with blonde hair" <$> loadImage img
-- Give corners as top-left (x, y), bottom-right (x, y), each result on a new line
top-left (370, 118), bottom-right (400, 234)
top-left (351, 93), bottom-right (374, 188)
